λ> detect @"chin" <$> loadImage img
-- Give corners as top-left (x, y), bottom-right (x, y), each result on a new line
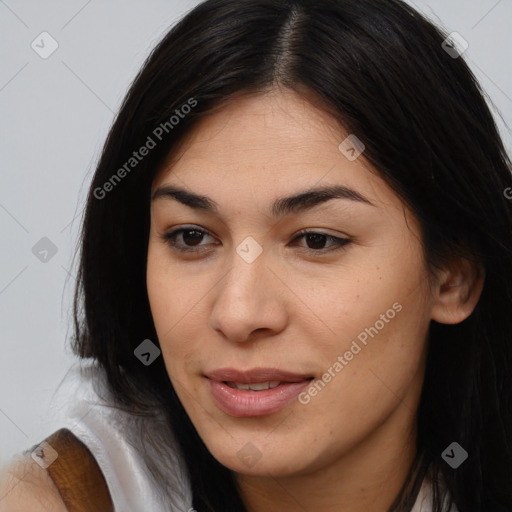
top-left (201, 435), bottom-right (313, 477)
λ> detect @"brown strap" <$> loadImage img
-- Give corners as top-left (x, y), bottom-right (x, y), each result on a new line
top-left (40, 428), bottom-right (114, 512)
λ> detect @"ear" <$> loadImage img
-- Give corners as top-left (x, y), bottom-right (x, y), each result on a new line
top-left (431, 256), bottom-right (485, 325)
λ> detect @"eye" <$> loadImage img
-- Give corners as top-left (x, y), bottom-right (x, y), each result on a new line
top-left (160, 226), bottom-right (352, 255)
top-left (161, 226), bottom-right (216, 254)
top-left (291, 229), bottom-right (352, 254)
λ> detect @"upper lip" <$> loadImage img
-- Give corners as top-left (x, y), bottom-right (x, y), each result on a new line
top-left (205, 368), bottom-right (313, 384)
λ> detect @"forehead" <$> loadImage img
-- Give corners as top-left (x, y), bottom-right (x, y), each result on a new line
top-left (151, 89), bottom-right (401, 214)
top-left (157, 89), bottom-right (341, 168)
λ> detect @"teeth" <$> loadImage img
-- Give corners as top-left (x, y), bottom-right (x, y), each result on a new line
top-left (225, 381), bottom-right (281, 391)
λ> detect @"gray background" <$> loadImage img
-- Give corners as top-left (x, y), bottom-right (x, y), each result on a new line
top-left (1, 0), bottom-right (511, 466)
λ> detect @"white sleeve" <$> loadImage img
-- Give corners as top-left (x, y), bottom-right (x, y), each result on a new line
top-left (43, 361), bottom-right (193, 512)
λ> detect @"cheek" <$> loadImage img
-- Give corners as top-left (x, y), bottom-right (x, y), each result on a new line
top-left (296, 306), bottom-right (429, 464)
top-left (321, 286), bottom-right (429, 409)
top-left (147, 241), bottom-right (191, 335)
top-left (303, 257), bottom-right (427, 357)
top-left (146, 245), bottom-right (211, 382)
top-left (301, 247), bottom-right (430, 406)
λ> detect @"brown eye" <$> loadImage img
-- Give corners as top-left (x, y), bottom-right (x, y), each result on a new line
top-left (162, 227), bottom-right (215, 253)
top-left (161, 226), bottom-right (352, 256)
top-left (292, 230), bottom-right (352, 254)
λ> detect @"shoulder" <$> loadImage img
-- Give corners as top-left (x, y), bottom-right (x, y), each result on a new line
top-left (0, 454), bottom-right (68, 512)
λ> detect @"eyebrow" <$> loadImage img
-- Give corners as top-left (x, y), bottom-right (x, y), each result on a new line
top-left (151, 183), bottom-right (375, 217)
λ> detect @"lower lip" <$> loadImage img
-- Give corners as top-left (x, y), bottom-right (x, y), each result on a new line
top-left (207, 378), bottom-right (312, 417)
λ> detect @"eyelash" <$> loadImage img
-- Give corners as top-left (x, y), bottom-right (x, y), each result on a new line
top-left (160, 226), bottom-right (352, 256)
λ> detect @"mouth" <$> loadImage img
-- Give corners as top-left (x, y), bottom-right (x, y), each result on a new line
top-left (204, 368), bottom-right (314, 417)
top-left (224, 381), bottom-right (283, 390)
top-left (205, 367), bottom-right (314, 383)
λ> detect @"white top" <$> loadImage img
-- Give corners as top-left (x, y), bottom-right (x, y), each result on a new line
top-left (44, 361), bottom-right (457, 512)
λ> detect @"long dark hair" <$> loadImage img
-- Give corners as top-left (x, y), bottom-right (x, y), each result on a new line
top-left (70, 0), bottom-right (512, 510)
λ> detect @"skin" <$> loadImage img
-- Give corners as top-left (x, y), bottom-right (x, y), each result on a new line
top-left (0, 455), bottom-right (67, 511)
top-left (146, 87), bottom-right (484, 512)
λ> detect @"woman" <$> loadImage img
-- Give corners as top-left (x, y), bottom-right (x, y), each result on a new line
top-left (1, 0), bottom-right (512, 510)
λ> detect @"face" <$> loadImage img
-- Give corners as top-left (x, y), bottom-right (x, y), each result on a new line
top-left (147, 88), bottom-right (434, 479)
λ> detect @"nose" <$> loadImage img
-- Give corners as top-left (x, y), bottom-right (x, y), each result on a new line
top-left (209, 247), bottom-right (288, 344)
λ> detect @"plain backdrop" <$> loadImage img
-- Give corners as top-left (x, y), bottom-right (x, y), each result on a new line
top-left (1, 0), bottom-right (511, 466)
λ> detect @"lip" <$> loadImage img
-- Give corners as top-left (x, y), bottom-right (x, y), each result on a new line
top-left (205, 367), bottom-right (314, 417)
